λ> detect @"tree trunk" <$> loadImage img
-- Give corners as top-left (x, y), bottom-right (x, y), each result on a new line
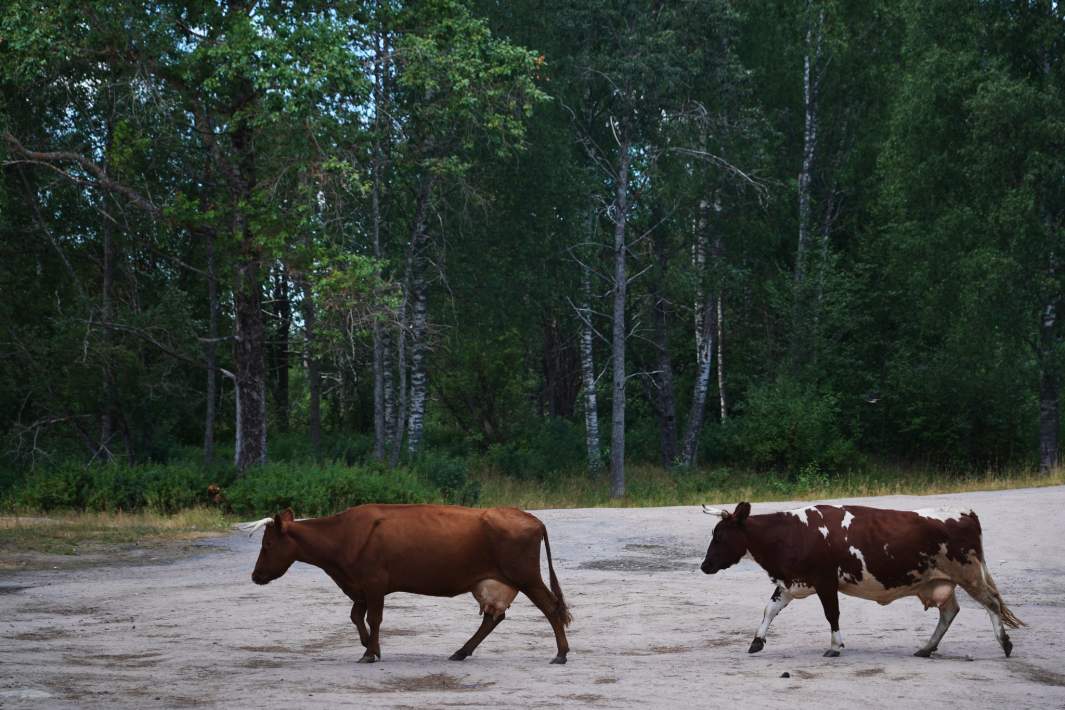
top-left (98, 115), bottom-right (116, 462)
top-left (99, 201), bottom-right (116, 462)
top-left (269, 264), bottom-right (291, 433)
top-left (1038, 300), bottom-right (1059, 474)
top-left (407, 269), bottom-right (430, 457)
top-left (382, 326), bottom-right (395, 458)
top-left (578, 254), bottom-right (602, 473)
top-left (371, 25), bottom-right (388, 461)
top-left (716, 297), bottom-right (727, 421)
top-left (610, 139), bottom-right (632, 497)
top-left (650, 217), bottom-right (677, 468)
top-left (233, 241), bottom-right (267, 471)
top-left (203, 226), bottom-right (219, 466)
top-left (394, 177), bottom-right (433, 462)
top-left (299, 273), bottom-right (322, 459)
top-left (542, 317), bottom-right (580, 418)
top-left (389, 312), bottom-right (408, 467)
top-left (794, 4), bottom-right (823, 291)
top-left (680, 200), bottom-right (720, 467)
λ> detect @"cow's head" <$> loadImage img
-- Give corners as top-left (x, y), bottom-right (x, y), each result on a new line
top-left (248, 509), bottom-right (298, 585)
top-left (700, 502), bottom-right (751, 574)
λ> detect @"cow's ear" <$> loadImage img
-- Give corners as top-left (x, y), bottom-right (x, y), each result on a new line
top-left (734, 502), bottom-right (751, 524)
top-left (279, 508), bottom-right (295, 523)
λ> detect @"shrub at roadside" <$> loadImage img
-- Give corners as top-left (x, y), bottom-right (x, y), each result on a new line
top-left (722, 376), bottom-right (861, 474)
top-left (1, 461), bottom-right (445, 517)
top-left (224, 463), bottom-right (441, 517)
top-left (5, 462), bottom-right (215, 514)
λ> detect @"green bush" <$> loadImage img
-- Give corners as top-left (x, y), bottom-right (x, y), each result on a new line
top-left (486, 417), bottom-right (585, 481)
top-left (413, 453), bottom-right (480, 506)
top-left (224, 463), bottom-right (440, 517)
top-left (4, 462), bottom-right (217, 513)
top-left (722, 376), bottom-right (861, 474)
top-left (1, 460), bottom-right (445, 517)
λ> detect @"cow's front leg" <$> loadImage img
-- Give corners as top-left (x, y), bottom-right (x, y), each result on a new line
top-left (749, 586), bottom-right (793, 653)
top-left (350, 600), bottom-right (370, 649)
top-left (815, 583), bottom-right (844, 657)
top-left (358, 594), bottom-right (384, 663)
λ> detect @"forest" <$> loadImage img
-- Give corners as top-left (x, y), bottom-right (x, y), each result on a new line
top-left (1, 1), bottom-right (1063, 515)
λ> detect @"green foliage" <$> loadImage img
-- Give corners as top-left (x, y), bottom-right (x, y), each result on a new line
top-left (412, 453), bottom-right (480, 506)
top-left (5, 462), bottom-right (215, 514)
top-left (722, 377), bottom-right (860, 474)
top-left (225, 463), bottom-right (440, 518)
top-left (486, 418), bottom-right (585, 482)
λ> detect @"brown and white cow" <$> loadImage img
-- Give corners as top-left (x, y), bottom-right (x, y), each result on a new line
top-left (241, 504), bottom-right (571, 664)
top-left (700, 502), bottom-right (1023, 658)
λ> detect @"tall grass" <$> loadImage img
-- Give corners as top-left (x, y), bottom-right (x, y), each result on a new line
top-left (474, 463), bottom-right (1065, 509)
top-left (0, 507), bottom-right (230, 557)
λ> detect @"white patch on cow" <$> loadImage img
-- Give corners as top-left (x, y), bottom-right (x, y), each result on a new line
top-left (818, 526), bottom-right (829, 539)
top-left (915, 507), bottom-right (969, 523)
top-left (830, 629), bottom-right (845, 653)
top-left (841, 511), bottom-right (855, 529)
top-left (805, 506), bottom-right (832, 526)
top-left (756, 588), bottom-right (794, 639)
top-left (838, 545), bottom-right (895, 604)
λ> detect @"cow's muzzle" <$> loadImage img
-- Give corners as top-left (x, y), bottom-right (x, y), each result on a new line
top-left (700, 561), bottom-right (719, 575)
top-left (251, 572), bottom-right (270, 585)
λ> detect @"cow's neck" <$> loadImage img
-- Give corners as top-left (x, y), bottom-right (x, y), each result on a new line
top-left (743, 514), bottom-right (787, 579)
top-left (288, 516), bottom-right (344, 570)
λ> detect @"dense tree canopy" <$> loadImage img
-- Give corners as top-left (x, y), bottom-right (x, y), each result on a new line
top-left (2, 1), bottom-right (1062, 493)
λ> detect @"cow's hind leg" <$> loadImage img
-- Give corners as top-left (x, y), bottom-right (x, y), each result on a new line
top-left (815, 583), bottom-right (844, 657)
top-left (451, 613), bottom-right (505, 661)
top-left (358, 594), bottom-right (384, 663)
top-left (350, 600), bottom-right (370, 649)
top-left (961, 570), bottom-right (1019, 658)
top-left (914, 582), bottom-right (959, 658)
top-left (523, 583), bottom-right (570, 664)
top-left (749, 587), bottom-right (793, 654)
top-left (451, 581), bottom-right (515, 661)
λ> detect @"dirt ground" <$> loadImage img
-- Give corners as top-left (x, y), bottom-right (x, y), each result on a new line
top-left (2, 486), bottom-right (1065, 709)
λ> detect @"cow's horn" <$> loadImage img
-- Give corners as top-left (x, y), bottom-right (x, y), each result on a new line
top-left (236, 517), bottom-right (274, 536)
top-left (702, 505), bottom-right (729, 518)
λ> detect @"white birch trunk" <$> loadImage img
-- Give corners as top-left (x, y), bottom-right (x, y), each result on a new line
top-left (680, 199), bottom-right (720, 466)
top-left (717, 297), bottom-right (726, 421)
top-left (370, 26), bottom-right (388, 461)
top-left (578, 255), bottom-right (602, 472)
top-left (795, 3), bottom-right (823, 289)
top-left (403, 176), bottom-right (434, 459)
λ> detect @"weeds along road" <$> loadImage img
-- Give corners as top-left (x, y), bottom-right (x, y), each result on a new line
top-left (2, 487), bottom-right (1065, 709)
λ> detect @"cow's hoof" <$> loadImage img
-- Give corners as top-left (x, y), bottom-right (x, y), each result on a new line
top-left (550, 655), bottom-right (567, 665)
top-left (913, 647), bottom-right (934, 658)
top-left (449, 651), bottom-right (470, 661)
top-left (357, 654), bottom-right (378, 664)
top-left (1002, 637), bottom-right (1013, 658)
top-left (748, 637), bottom-right (765, 654)
top-left (823, 650), bottom-right (841, 658)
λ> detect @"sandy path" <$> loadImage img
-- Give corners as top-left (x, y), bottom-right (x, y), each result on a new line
top-left (2, 486), bottom-right (1064, 709)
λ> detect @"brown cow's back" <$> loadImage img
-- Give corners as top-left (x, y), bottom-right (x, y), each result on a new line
top-left (343, 504), bottom-right (545, 597)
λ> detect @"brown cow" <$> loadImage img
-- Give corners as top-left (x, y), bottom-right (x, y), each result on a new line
top-left (700, 502), bottom-right (1024, 658)
top-left (241, 504), bottom-right (571, 664)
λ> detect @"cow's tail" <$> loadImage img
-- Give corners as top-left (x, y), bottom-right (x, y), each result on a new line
top-left (542, 527), bottom-right (572, 627)
top-left (984, 570), bottom-right (1026, 630)
top-left (975, 554), bottom-right (1025, 629)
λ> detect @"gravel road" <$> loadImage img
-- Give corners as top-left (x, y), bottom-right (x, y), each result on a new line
top-left (2, 486), bottom-right (1064, 708)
